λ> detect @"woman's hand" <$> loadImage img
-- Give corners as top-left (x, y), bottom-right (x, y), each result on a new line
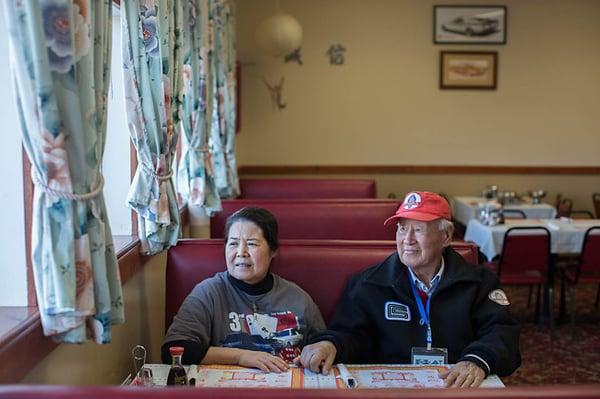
top-left (238, 349), bottom-right (289, 373)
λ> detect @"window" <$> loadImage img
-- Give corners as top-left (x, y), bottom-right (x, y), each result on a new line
top-left (0, 1), bottom-right (27, 307)
top-left (0, 5), bottom-right (133, 307)
top-left (104, 6), bottom-right (134, 236)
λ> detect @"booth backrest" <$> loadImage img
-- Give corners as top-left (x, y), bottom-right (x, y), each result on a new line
top-left (238, 178), bottom-right (377, 199)
top-left (2, 385), bottom-right (600, 399)
top-left (210, 199), bottom-right (401, 240)
top-left (1, 385), bottom-right (599, 399)
top-left (165, 239), bottom-right (479, 331)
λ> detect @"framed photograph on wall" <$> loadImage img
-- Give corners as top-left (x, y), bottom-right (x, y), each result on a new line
top-left (440, 51), bottom-right (497, 90)
top-left (434, 5), bottom-right (507, 44)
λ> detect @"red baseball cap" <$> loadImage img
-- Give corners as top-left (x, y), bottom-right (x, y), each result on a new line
top-left (384, 191), bottom-right (452, 225)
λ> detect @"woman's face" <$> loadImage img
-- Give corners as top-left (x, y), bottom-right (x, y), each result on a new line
top-left (225, 220), bottom-right (275, 284)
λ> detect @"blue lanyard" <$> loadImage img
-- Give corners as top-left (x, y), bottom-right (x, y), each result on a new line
top-left (409, 278), bottom-right (433, 350)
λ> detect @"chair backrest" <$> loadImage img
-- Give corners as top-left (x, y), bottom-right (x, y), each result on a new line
top-left (502, 209), bottom-right (527, 219)
top-left (498, 227), bottom-right (551, 276)
top-left (576, 226), bottom-right (600, 282)
top-left (593, 193), bottom-right (600, 219)
top-left (557, 198), bottom-right (573, 218)
top-left (238, 178), bottom-right (377, 199)
top-left (210, 199), bottom-right (400, 240)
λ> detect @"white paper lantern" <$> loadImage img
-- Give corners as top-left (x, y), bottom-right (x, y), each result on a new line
top-left (255, 13), bottom-right (303, 57)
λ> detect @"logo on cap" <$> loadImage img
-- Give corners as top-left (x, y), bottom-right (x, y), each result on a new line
top-left (402, 192), bottom-right (422, 210)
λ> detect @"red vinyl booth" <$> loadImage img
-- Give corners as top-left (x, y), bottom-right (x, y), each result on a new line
top-left (1, 385), bottom-right (599, 399)
top-left (165, 239), bottom-right (479, 330)
top-left (210, 199), bottom-right (401, 240)
top-left (238, 178), bottom-right (377, 199)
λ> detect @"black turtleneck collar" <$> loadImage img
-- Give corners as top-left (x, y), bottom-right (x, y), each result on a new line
top-left (227, 272), bottom-right (274, 295)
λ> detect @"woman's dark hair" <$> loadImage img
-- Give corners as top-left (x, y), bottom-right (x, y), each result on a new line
top-left (224, 207), bottom-right (279, 252)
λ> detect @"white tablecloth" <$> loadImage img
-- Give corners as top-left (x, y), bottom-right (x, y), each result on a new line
top-left (452, 196), bottom-right (557, 226)
top-left (464, 219), bottom-right (600, 261)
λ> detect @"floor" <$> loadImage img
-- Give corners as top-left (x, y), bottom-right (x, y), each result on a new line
top-left (502, 284), bottom-right (600, 385)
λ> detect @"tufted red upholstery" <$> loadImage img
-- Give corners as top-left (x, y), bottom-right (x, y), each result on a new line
top-left (210, 199), bottom-right (401, 240)
top-left (1, 385), bottom-right (599, 399)
top-left (238, 178), bottom-right (376, 199)
top-left (1, 385), bottom-right (600, 399)
top-left (165, 239), bottom-right (479, 331)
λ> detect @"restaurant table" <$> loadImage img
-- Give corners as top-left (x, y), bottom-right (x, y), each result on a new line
top-left (137, 363), bottom-right (505, 388)
top-left (464, 218), bottom-right (600, 262)
top-left (452, 196), bottom-right (557, 226)
top-left (464, 218), bottom-right (600, 330)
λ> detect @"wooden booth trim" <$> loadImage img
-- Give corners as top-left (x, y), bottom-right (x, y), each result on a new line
top-left (238, 165), bottom-right (600, 176)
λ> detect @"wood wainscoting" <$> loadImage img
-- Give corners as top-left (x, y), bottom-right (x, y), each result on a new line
top-left (239, 165), bottom-right (600, 175)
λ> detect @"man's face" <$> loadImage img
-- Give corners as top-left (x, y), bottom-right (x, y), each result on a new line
top-left (396, 219), bottom-right (452, 273)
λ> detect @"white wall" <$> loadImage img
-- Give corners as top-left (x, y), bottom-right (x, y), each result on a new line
top-left (236, 0), bottom-right (600, 166)
top-left (0, 1), bottom-right (28, 306)
top-left (235, 0), bottom-right (600, 210)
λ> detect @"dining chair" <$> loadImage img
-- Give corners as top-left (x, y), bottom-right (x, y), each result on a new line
top-left (501, 209), bottom-right (529, 301)
top-left (485, 227), bottom-right (553, 334)
top-left (562, 226), bottom-right (600, 338)
top-left (593, 193), bottom-right (600, 219)
top-left (499, 207), bottom-right (536, 305)
top-left (556, 198), bottom-right (573, 218)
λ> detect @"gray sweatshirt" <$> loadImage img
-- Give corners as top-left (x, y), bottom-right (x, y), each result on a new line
top-left (164, 272), bottom-right (326, 362)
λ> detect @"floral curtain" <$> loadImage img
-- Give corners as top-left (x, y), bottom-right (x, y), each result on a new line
top-left (209, 0), bottom-right (239, 198)
top-left (5, 0), bottom-right (124, 343)
top-left (122, 0), bottom-right (183, 255)
top-left (176, 0), bottom-right (221, 214)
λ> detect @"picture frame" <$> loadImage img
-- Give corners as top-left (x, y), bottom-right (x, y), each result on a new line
top-left (434, 5), bottom-right (507, 44)
top-left (439, 51), bottom-right (497, 90)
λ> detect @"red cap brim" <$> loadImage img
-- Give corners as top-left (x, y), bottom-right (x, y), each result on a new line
top-left (383, 211), bottom-right (444, 226)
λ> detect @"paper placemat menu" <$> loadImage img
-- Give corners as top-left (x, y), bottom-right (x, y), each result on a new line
top-left (140, 364), bottom-right (504, 389)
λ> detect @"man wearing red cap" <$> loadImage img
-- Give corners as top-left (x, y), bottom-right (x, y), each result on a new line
top-left (295, 191), bottom-right (520, 387)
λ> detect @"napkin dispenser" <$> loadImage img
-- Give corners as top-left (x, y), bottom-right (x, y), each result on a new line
top-left (477, 203), bottom-right (504, 226)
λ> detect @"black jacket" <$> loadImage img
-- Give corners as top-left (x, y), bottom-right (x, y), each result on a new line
top-left (311, 247), bottom-right (521, 377)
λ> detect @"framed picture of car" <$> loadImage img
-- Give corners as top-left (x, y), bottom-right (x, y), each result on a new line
top-left (434, 5), bottom-right (507, 44)
top-left (439, 51), bottom-right (497, 90)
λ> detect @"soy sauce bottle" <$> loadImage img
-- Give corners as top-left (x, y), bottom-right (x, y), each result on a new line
top-left (166, 346), bottom-right (188, 386)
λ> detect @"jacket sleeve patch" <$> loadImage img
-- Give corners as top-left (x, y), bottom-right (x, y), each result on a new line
top-left (488, 289), bottom-right (510, 306)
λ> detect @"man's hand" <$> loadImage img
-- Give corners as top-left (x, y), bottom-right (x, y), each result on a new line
top-left (439, 361), bottom-right (485, 388)
top-left (238, 349), bottom-right (289, 373)
top-left (293, 341), bottom-right (337, 374)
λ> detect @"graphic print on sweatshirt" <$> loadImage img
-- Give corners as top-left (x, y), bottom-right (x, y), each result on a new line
top-left (222, 310), bottom-right (302, 362)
